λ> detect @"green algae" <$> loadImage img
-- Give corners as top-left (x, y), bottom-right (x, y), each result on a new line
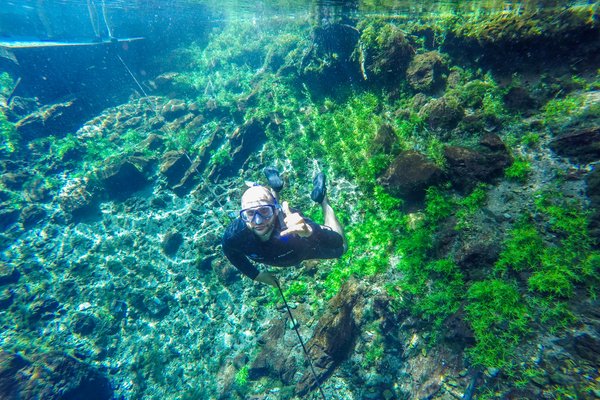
top-left (2, 4), bottom-right (599, 399)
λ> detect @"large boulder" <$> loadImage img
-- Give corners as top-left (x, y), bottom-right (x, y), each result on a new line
top-left (406, 51), bottom-right (448, 93)
top-left (549, 125), bottom-right (600, 164)
top-left (419, 96), bottom-right (464, 132)
top-left (378, 150), bottom-right (445, 203)
top-left (369, 123), bottom-right (400, 156)
top-left (212, 118), bottom-right (266, 180)
top-left (98, 157), bottom-right (152, 200)
top-left (0, 350), bottom-right (113, 400)
top-left (357, 20), bottom-right (414, 84)
top-left (160, 151), bottom-right (192, 188)
top-left (58, 177), bottom-right (99, 222)
top-left (15, 99), bottom-right (82, 141)
top-left (444, 133), bottom-right (512, 192)
top-left (295, 278), bottom-right (365, 396)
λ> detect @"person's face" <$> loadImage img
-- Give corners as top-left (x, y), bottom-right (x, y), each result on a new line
top-left (240, 187), bottom-right (278, 240)
top-left (240, 204), bottom-right (277, 239)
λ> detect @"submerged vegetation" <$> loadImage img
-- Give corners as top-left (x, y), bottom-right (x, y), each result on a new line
top-left (1, 2), bottom-right (599, 399)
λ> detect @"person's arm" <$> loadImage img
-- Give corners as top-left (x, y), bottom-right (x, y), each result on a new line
top-left (222, 225), bottom-right (278, 286)
top-left (223, 246), bottom-right (278, 287)
top-left (254, 271), bottom-right (279, 287)
top-left (222, 240), bottom-right (260, 280)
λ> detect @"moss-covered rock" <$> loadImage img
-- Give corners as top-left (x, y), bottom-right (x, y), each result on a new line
top-left (419, 96), bottom-right (464, 132)
top-left (378, 150), bottom-right (445, 203)
top-left (356, 18), bottom-right (414, 84)
top-left (444, 133), bottom-right (512, 193)
top-left (406, 51), bottom-right (449, 93)
top-left (0, 350), bottom-right (113, 400)
top-left (443, 6), bottom-right (600, 70)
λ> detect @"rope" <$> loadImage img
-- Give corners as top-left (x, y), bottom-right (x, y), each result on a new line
top-left (276, 281), bottom-right (327, 400)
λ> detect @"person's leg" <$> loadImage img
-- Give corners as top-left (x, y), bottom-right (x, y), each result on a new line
top-left (321, 195), bottom-right (347, 253)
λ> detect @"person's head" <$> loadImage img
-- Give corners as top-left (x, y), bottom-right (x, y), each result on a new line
top-left (240, 185), bottom-right (278, 240)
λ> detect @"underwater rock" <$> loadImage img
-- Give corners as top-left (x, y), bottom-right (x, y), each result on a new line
top-left (15, 99), bottom-right (78, 141)
top-left (29, 298), bottom-right (61, 322)
top-left (19, 205), bottom-right (46, 228)
top-left (0, 288), bottom-right (14, 309)
top-left (585, 169), bottom-right (600, 247)
top-left (444, 7), bottom-right (600, 70)
top-left (0, 171), bottom-right (29, 190)
top-left (7, 96), bottom-right (40, 120)
top-left (248, 318), bottom-right (291, 381)
top-left (406, 51), bottom-right (448, 93)
top-left (162, 231), bottom-right (184, 256)
top-left (72, 313), bottom-right (98, 336)
top-left (295, 278), bottom-right (365, 396)
top-left (151, 72), bottom-right (197, 98)
top-left (160, 151), bottom-right (192, 187)
top-left (0, 350), bottom-right (113, 400)
top-left (161, 99), bottom-right (192, 121)
top-left (215, 263), bottom-right (240, 285)
top-left (378, 150), bottom-right (444, 203)
top-left (0, 264), bottom-right (19, 286)
top-left (573, 332), bottom-right (600, 364)
top-left (549, 125), bottom-right (600, 164)
top-left (419, 96), bottom-right (464, 132)
top-left (370, 123), bottom-right (400, 156)
top-left (23, 178), bottom-right (52, 203)
top-left (454, 240), bottom-right (501, 280)
top-left (357, 20), bottom-right (414, 84)
top-left (444, 133), bottom-right (512, 193)
top-left (503, 86), bottom-right (538, 114)
top-left (58, 177), bottom-right (99, 222)
top-left (130, 291), bottom-right (171, 319)
top-left (99, 158), bottom-right (150, 200)
top-left (0, 206), bottom-right (20, 230)
top-left (141, 133), bottom-right (166, 151)
top-left (212, 118), bottom-right (266, 180)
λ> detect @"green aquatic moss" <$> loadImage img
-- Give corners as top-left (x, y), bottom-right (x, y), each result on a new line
top-left (234, 365), bottom-right (249, 387)
top-left (0, 110), bottom-right (18, 155)
top-left (455, 183), bottom-right (488, 230)
top-left (323, 194), bottom-right (402, 298)
top-left (465, 279), bottom-right (530, 371)
top-left (543, 94), bottom-right (585, 126)
top-left (305, 92), bottom-right (384, 186)
top-left (0, 72), bottom-right (13, 97)
top-left (504, 157), bottom-right (531, 183)
top-left (495, 222), bottom-right (543, 274)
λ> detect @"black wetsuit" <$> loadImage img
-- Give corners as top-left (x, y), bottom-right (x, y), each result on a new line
top-left (222, 215), bottom-right (344, 280)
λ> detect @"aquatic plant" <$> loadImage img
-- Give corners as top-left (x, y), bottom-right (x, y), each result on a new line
top-left (542, 94), bottom-right (585, 126)
top-left (322, 192), bottom-right (403, 298)
top-left (504, 157), bottom-right (531, 183)
top-left (0, 110), bottom-right (18, 155)
top-left (304, 92), bottom-right (384, 187)
top-left (464, 279), bottom-right (530, 371)
top-left (354, 17), bottom-right (414, 82)
top-left (455, 183), bottom-right (488, 230)
top-left (235, 365), bottom-right (249, 387)
top-left (0, 72), bottom-right (13, 98)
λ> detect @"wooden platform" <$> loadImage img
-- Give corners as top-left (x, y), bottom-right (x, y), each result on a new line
top-left (0, 37), bottom-right (144, 49)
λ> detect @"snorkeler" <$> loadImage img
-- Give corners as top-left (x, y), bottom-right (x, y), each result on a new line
top-left (222, 167), bottom-right (347, 287)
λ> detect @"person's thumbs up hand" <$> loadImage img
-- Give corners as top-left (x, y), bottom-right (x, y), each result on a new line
top-left (280, 201), bottom-right (313, 238)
